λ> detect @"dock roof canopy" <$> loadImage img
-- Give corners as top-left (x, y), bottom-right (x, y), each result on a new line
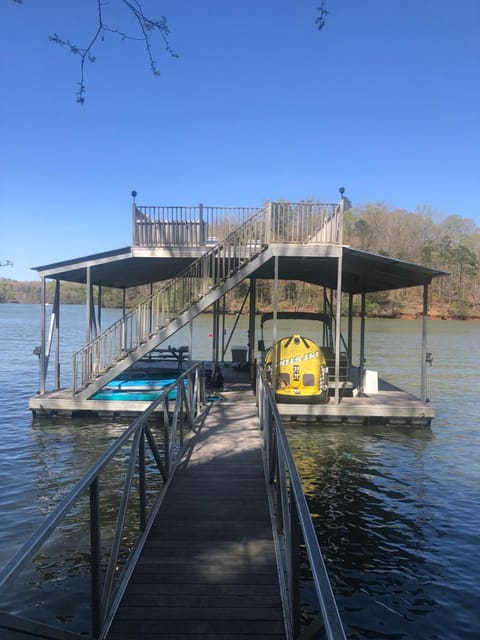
top-left (33, 244), bottom-right (446, 295)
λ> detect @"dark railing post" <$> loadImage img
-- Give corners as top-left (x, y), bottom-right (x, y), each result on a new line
top-left (290, 498), bottom-right (301, 639)
top-left (90, 478), bottom-right (102, 638)
top-left (139, 428), bottom-right (146, 532)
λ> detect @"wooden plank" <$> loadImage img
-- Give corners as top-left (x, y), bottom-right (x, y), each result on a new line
top-left (107, 397), bottom-right (286, 639)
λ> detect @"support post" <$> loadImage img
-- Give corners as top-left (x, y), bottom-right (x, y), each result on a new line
top-left (334, 248), bottom-right (343, 405)
top-left (90, 478), bottom-right (102, 639)
top-left (272, 255), bottom-right (279, 388)
top-left (248, 278), bottom-right (257, 385)
top-left (359, 292), bottom-right (366, 392)
top-left (39, 277), bottom-right (47, 394)
top-left (347, 293), bottom-right (353, 370)
top-left (421, 284), bottom-right (429, 402)
top-left (86, 266), bottom-right (91, 343)
top-left (97, 285), bottom-right (102, 332)
top-left (122, 288), bottom-right (127, 352)
top-left (53, 281), bottom-right (60, 390)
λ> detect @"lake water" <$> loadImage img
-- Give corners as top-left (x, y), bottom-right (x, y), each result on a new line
top-left (0, 304), bottom-right (479, 639)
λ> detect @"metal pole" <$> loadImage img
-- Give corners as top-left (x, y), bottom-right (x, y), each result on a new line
top-left (248, 278), bottom-right (257, 385)
top-left (359, 292), bottom-right (366, 392)
top-left (97, 285), bottom-right (102, 332)
top-left (347, 293), bottom-right (353, 370)
top-left (421, 284), bottom-right (429, 402)
top-left (54, 281), bottom-right (60, 390)
top-left (122, 288), bottom-right (127, 352)
top-left (334, 248), bottom-right (343, 405)
top-left (89, 478), bottom-right (102, 638)
top-left (272, 255), bottom-right (279, 388)
top-left (40, 277), bottom-right (46, 394)
top-left (189, 317), bottom-right (193, 368)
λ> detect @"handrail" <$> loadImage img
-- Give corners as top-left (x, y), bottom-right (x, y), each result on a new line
top-left (0, 363), bottom-right (207, 640)
top-left (73, 200), bottom-right (340, 392)
top-left (257, 367), bottom-right (346, 640)
top-left (133, 204), bottom-right (262, 247)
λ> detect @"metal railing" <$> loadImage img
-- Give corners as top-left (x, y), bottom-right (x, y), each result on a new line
top-left (0, 363), bottom-right (206, 640)
top-left (133, 204), bottom-right (262, 247)
top-left (257, 368), bottom-right (346, 640)
top-left (74, 200), bottom-right (341, 392)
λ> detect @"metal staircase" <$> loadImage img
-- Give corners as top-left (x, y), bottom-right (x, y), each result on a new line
top-left (73, 200), bottom-right (341, 399)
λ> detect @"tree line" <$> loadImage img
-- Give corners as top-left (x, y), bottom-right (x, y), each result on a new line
top-left (1, 203), bottom-right (479, 319)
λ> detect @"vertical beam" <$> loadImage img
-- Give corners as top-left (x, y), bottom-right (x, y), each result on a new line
top-left (53, 281), bottom-right (60, 390)
top-left (90, 478), bottom-right (102, 639)
top-left (39, 276), bottom-right (47, 394)
top-left (272, 256), bottom-right (279, 386)
top-left (221, 295), bottom-right (226, 362)
top-left (421, 284), bottom-right (429, 402)
top-left (212, 299), bottom-right (220, 364)
top-left (347, 293), bottom-right (353, 370)
top-left (359, 292), bottom-right (366, 392)
top-left (122, 288), bottom-right (127, 352)
top-left (248, 278), bottom-right (257, 384)
top-left (97, 285), bottom-right (102, 332)
top-left (189, 317), bottom-right (193, 368)
top-left (334, 248), bottom-right (343, 405)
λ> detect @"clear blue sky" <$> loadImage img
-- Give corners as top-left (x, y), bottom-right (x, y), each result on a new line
top-left (1, 0), bottom-right (479, 281)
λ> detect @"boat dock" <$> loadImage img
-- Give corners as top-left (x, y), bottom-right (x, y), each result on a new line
top-left (30, 363), bottom-right (434, 425)
top-left (29, 195), bottom-right (446, 424)
top-left (106, 384), bottom-right (286, 640)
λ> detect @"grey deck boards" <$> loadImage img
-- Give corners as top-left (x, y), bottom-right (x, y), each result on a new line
top-left (107, 387), bottom-right (286, 640)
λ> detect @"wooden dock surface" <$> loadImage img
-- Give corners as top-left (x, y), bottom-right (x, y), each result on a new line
top-left (107, 382), bottom-right (286, 640)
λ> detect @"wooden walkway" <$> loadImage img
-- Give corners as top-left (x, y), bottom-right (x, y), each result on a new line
top-left (107, 383), bottom-right (286, 640)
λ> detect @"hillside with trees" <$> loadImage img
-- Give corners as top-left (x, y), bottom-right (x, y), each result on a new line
top-left (1, 203), bottom-right (479, 319)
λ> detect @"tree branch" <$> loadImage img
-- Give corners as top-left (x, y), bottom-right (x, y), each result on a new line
top-left (48, 0), bottom-right (178, 103)
top-left (316, 1), bottom-right (329, 31)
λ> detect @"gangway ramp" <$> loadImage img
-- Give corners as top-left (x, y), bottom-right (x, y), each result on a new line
top-left (107, 385), bottom-right (286, 640)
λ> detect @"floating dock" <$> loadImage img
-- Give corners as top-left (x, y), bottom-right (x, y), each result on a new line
top-left (29, 363), bottom-right (434, 426)
top-left (29, 196), bottom-right (446, 424)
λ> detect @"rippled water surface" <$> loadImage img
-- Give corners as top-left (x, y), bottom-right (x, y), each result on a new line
top-left (0, 305), bottom-right (479, 638)
top-left (287, 319), bottom-right (480, 639)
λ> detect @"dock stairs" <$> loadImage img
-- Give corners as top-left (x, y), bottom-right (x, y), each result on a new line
top-left (73, 202), bottom-right (342, 399)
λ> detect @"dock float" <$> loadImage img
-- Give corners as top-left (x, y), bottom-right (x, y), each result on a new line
top-left (106, 383), bottom-right (286, 640)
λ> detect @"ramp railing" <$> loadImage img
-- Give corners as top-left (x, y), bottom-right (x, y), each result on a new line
top-left (257, 367), bottom-right (346, 640)
top-left (0, 364), bottom-right (206, 640)
top-left (73, 200), bottom-right (340, 392)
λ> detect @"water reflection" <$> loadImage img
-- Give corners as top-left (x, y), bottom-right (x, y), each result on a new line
top-left (285, 423), bottom-right (460, 639)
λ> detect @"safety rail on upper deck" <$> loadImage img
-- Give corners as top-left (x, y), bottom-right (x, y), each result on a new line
top-left (73, 200), bottom-right (342, 392)
top-left (133, 204), bottom-right (263, 247)
top-left (133, 200), bottom-right (342, 247)
top-left (0, 364), bottom-right (206, 640)
top-left (257, 368), bottom-right (347, 640)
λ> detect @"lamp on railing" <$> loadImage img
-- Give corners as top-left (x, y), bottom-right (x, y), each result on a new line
top-left (131, 190), bottom-right (137, 203)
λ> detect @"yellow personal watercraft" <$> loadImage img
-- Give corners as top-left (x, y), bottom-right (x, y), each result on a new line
top-left (264, 334), bottom-right (329, 404)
